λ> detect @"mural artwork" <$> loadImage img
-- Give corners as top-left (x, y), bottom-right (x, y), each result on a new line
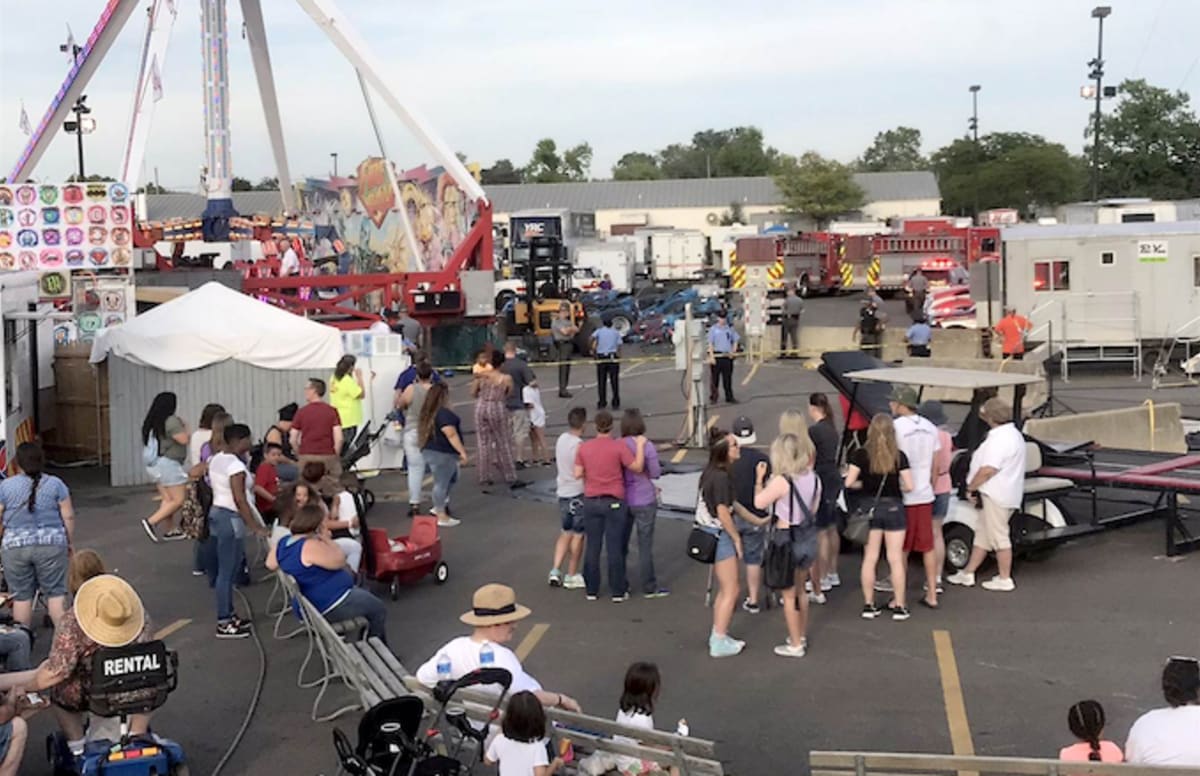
top-left (298, 159), bottom-right (480, 275)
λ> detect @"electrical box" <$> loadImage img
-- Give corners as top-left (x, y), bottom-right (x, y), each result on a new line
top-left (459, 270), bottom-right (496, 317)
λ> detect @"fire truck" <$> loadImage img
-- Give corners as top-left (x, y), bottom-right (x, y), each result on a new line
top-left (838, 225), bottom-right (1000, 294)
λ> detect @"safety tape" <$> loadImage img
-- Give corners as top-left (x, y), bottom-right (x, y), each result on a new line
top-left (435, 346), bottom-right (824, 373)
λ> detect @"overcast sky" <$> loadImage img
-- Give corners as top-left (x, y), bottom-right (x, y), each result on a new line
top-left (2, 0), bottom-right (1199, 189)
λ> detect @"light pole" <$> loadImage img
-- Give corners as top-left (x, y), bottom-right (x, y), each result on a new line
top-left (62, 95), bottom-right (93, 180)
top-left (331, 152), bottom-right (339, 177)
top-left (1089, 6), bottom-right (1111, 201)
top-left (969, 85), bottom-right (981, 217)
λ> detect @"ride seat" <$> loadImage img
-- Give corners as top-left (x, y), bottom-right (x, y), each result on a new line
top-left (1023, 442), bottom-right (1075, 496)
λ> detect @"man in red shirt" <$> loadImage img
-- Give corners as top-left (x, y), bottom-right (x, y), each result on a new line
top-left (573, 410), bottom-right (646, 602)
top-left (290, 378), bottom-right (344, 477)
top-left (994, 306), bottom-right (1032, 359)
top-left (253, 443), bottom-right (283, 521)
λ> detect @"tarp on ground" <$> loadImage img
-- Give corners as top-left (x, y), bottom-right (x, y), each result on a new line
top-left (89, 281), bottom-right (343, 372)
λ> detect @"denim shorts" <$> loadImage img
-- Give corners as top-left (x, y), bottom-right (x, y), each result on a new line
top-left (772, 527), bottom-right (819, 571)
top-left (1, 543), bottom-right (69, 600)
top-left (0, 721), bottom-right (11, 762)
top-left (558, 497), bottom-right (584, 533)
top-left (702, 526), bottom-right (738, 563)
top-left (147, 456), bottom-right (188, 486)
top-left (739, 529), bottom-right (765, 565)
top-left (932, 492), bottom-right (950, 519)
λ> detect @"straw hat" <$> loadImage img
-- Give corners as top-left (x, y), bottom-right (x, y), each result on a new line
top-left (74, 575), bottom-right (146, 648)
top-left (460, 584), bottom-right (531, 627)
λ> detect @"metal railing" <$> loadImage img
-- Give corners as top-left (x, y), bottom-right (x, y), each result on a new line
top-left (810, 751), bottom-right (1200, 776)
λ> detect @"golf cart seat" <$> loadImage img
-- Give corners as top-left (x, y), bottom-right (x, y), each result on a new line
top-left (1023, 442), bottom-right (1076, 497)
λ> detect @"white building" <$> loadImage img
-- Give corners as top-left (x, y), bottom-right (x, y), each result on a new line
top-left (1055, 198), bottom-right (1200, 225)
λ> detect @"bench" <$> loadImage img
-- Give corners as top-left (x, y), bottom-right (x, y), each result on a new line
top-left (399, 677), bottom-right (724, 775)
top-left (810, 750), bottom-right (1200, 776)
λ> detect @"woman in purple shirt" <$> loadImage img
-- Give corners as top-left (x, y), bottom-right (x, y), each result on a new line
top-left (621, 410), bottom-right (667, 598)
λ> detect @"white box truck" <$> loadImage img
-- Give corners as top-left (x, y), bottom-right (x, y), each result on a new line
top-left (647, 230), bottom-right (709, 281)
top-left (575, 243), bottom-right (636, 292)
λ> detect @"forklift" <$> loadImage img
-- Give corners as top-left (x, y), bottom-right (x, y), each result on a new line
top-left (501, 235), bottom-right (590, 359)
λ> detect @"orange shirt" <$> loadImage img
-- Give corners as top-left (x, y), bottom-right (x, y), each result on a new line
top-left (995, 314), bottom-right (1031, 355)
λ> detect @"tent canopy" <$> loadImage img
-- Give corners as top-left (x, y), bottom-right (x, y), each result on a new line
top-left (90, 282), bottom-right (343, 372)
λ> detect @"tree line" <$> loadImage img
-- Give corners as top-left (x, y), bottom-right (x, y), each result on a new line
top-left (480, 78), bottom-right (1200, 222)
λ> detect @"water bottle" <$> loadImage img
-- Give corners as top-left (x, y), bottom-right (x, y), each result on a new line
top-left (676, 719), bottom-right (689, 737)
top-left (436, 651), bottom-right (452, 682)
top-left (479, 640), bottom-right (495, 667)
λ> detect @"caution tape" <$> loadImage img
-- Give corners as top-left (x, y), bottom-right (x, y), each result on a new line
top-left (435, 347), bottom-right (826, 373)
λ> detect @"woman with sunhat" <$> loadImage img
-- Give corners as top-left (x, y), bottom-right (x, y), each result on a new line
top-left (0, 575), bottom-right (154, 751)
top-left (416, 583), bottom-right (582, 712)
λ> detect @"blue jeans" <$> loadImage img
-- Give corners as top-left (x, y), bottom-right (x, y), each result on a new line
top-left (325, 588), bottom-right (389, 645)
top-left (628, 504), bottom-right (658, 594)
top-left (404, 429), bottom-right (427, 506)
top-left (0, 628), bottom-right (32, 671)
top-left (424, 449), bottom-right (459, 513)
top-left (582, 497), bottom-right (629, 597)
top-left (208, 507), bottom-right (246, 622)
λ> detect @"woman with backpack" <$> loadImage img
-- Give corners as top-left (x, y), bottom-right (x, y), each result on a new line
top-left (753, 433), bottom-right (821, 658)
top-left (140, 392), bottom-right (190, 543)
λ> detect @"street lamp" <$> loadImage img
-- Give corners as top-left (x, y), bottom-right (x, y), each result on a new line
top-left (62, 94), bottom-right (95, 180)
top-left (1088, 5), bottom-right (1112, 201)
top-left (331, 152), bottom-right (339, 177)
top-left (968, 84), bottom-right (981, 142)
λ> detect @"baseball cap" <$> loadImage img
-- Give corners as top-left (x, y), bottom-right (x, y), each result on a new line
top-left (732, 416), bottom-right (757, 446)
top-left (888, 385), bottom-right (919, 409)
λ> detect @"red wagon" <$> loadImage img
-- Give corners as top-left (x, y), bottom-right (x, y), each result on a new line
top-left (362, 514), bottom-right (449, 600)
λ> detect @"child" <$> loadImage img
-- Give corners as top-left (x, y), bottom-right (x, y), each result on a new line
top-left (484, 691), bottom-right (562, 776)
top-left (583, 662), bottom-right (681, 776)
top-left (523, 384), bottom-right (549, 466)
top-left (254, 443), bottom-right (283, 522)
top-left (1059, 700), bottom-right (1123, 762)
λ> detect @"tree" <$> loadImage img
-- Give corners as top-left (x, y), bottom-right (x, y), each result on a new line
top-left (654, 127), bottom-right (779, 179)
top-left (858, 126), bottom-right (927, 171)
top-left (254, 176), bottom-right (279, 191)
top-left (612, 152), bottom-right (662, 180)
top-left (231, 176), bottom-right (253, 192)
top-left (932, 132), bottom-right (1085, 217)
top-left (1089, 79), bottom-right (1200, 199)
top-left (136, 182), bottom-right (170, 194)
top-left (719, 201), bottom-right (746, 226)
top-left (481, 159), bottom-right (522, 185)
top-left (523, 139), bottom-right (591, 182)
top-left (772, 152), bottom-right (866, 228)
top-left (66, 174), bottom-right (115, 182)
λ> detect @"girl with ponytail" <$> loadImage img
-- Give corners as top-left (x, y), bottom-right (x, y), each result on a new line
top-left (1060, 700), bottom-right (1123, 762)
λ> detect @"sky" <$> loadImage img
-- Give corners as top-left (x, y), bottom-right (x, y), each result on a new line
top-left (2, 0), bottom-right (1199, 190)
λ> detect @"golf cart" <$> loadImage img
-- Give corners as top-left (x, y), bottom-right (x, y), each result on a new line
top-left (824, 353), bottom-right (1094, 571)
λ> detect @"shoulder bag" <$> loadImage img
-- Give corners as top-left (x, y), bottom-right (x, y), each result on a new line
top-left (686, 495), bottom-right (719, 564)
top-left (844, 474), bottom-right (886, 546)
top-left (764, 477), bottom-right (820, 589)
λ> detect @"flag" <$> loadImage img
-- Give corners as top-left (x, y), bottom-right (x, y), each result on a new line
top-left (65, 23), bottom-right (77, 61)
top-left (18, 103), bottom-right (30, 136)
top-left (150, 56), bottom-right (163, 102)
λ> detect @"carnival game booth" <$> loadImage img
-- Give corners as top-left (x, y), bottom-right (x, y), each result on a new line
top-left (89, 282), bottom-right (350, 486)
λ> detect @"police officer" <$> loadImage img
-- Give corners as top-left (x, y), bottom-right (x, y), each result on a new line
top-left (551, 302), bottom-right (579, 398)
top-left (906, 313), bottom-right (933, 357)
top-left (854, 297), bottom-right (885, 357)
top-left (592, 315), bottom-right (622, 410)
top-left (707, 309), bottom-right (740, 404)
top-left (780, 287), bottom-right (804, 358)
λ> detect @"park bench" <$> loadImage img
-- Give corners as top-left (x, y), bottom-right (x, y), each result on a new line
top-left (810, 751), bottom-right (1200, 776)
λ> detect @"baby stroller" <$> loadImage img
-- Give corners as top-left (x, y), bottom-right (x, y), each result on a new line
top-left (47, 639), bottom-right (188, 775)
top-left (343, 421), bottom-right (388, 475)
top-left (360, 510), bottom-right (449, 600)
top-left (332, 668), bottom-right (512, 776)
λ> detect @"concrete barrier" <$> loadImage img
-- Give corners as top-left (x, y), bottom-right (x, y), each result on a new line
top-left (1024, 401), bottom-right (1187, 454)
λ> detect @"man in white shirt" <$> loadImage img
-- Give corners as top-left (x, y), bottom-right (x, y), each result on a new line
top-left (948, 398), bottom-right (1026, 591)
top-left (548, 408), bottom-right (586, 589)
top-left (277, 237), bottom-right (300, 277)
top-left (415, 584), bottom-right (581, 712)
top-left (1126, 657), bottom-right (1200, 766)
top-left (890, 386), bottom-right (941, 611)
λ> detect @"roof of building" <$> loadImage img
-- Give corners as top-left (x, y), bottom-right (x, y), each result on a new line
top-left (486, 171), bottom-right (939, 213)
top-left (141, 171), bottom-right (939, 221)
top-left (1003, 220), bottom-right (1200, 240)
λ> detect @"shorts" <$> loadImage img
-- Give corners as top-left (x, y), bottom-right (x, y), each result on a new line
top-left (509, 409), bottom-right (530, 443)
top-left (0, 543), bottom-right (69, 600)
top-left (0, 720), bottom-right (10, 761)
top-left (976, 493), bottom-right (1014, 552)
top-left (558, 496), bottom-right (584, 533)
top-left (775, 527), bottom-right (819, 571)
top-left (146, 456), bottom-right (187, 486)
top-left (902, 502), bottom-right (935, 553)
top-left (701, 526), bottom-right (738, 563)
top-left (932, 492), bottom-right (950, 519)
top-left (869, 497), bottom-right (907, 532)
top-left (739, 529), bottom-right (765, 566)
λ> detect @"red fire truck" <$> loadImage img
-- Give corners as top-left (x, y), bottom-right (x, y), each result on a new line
top-left (840, 225), bottom-right (999, 294)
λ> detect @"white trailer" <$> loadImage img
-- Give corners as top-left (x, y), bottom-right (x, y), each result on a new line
top-left (1003, 222), bottom-right (1200, 376)
top-left (575, 242), bottom-right (636, 292)
top-left (1, 272), bottom-right (53, 472)
top-left (647, 230), bottom-right (709, 281)
top-left (707, 224), bottom-right (759, 274)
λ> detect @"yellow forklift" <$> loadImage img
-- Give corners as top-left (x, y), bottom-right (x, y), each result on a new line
top-left (501, 235), bottom-right (590, 359)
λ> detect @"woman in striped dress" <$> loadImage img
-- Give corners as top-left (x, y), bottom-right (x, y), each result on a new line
top-left (473, 348), bottom-right (516, 486)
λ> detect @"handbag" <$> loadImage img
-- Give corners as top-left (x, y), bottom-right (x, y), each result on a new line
top-left (763, 477), bottom-right (819, 589)
top-left (686, 495), bottom-right (719, 564)
top-left (845, 475), bottom-right (887, 546)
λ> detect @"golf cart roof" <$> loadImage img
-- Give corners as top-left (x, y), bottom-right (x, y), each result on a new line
top-left (844, 366), bottom-right (1043, 390)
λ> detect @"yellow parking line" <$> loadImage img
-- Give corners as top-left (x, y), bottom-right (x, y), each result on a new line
top-left (933, 630), bottom-right (977, 773)
top-left (671, 448), bottom-right (688, 464)
top-left (706, 414), bottom-right (719, 429)
top-left (515, 623), bottom-right (550, 661)
top-left (740, 362), bottom-right (760, 387)
top-left (154, 618), bottom-right (192, 640)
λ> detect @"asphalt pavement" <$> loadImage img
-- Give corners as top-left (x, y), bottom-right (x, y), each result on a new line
top-left (14, 299), bottom-right (1200, 775)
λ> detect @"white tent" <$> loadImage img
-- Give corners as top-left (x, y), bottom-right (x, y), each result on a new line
top-left (90, 281), bottom-right (343, 371)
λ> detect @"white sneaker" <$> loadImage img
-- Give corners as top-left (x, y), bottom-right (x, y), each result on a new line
top-left (874, 579), bottom-right (893, 592)
top-left (946, 571), bottom-right (976, 587)
top-left (804, 580), bottom-right (813, 593)
top-left (562, 574), bottom-right (585, 590)
top-left (774, 642), bottom-right (806, 658)
top-left (807, 592), bottom-right (827, 605)
top-left (819, 578), bottom-right (833, 592)
top-left (436, 517), bottom-right (462, 527)
top-left (825, 572), bottom-right (841, 588)
top-left (981, 576), bottom-right (1015, 592)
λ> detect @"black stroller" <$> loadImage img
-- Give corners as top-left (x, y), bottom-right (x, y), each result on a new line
top-left (333, 668), bottom-right (513, 776)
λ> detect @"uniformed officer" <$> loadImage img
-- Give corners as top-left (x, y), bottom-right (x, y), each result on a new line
top-left (780, 287), bottom-right (804, 358)
top-left (906, 313), bottom-right (933, 357)
top-left (707, 309), bottom-right (740, 404)
top-left (591, 316), bottom-right (623, 410)
top-left (551, 302), bottom-right (579, 398)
